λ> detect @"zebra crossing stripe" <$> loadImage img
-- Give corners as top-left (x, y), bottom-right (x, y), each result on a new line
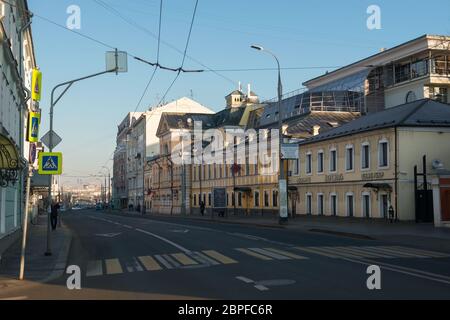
top-left (377, 247), bottom-right (429, 258)
top-left (202, 250), bottom-right (237, 264)
top-left (319, 247), bottom-right (366, 259)
top-left (294, 247), bottom-right (341, 258)
top-left (349, 247), bottom-right (395, 258)
top-left (162, 254), bottom-right (182, 268)
top-left (105, 258), bottom-right (123, 275)
top-left (263, 248), bottom-right (309, 260)
top-left (332, 246), bottom-right (387, 259)
top-left (390, 246), bottom-right (450, 258)
top-left (154, 255), bottom-right (173, 269)
top-left (249, 248), bottom-right (291, 260)
top-left (192, 252), bottom-right (220, 265)
top-left (138, 256), bottom-right (162, 271)
top-left (86, 260), bottom-right (103, 277)
top-left (236, 248), bottom-right (273, 261)
top-left (171, 253), bottom-right (198, 266)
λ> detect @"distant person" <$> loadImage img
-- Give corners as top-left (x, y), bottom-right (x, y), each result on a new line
top-left (51, 202), bottom-right (60, 230)
top-left (200, 201), bottom-right (205, 216)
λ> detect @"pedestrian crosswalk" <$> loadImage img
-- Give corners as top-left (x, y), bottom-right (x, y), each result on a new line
top-left (83, 245), bottom-right (450, 278)
top-left (294, 246), bottom-right (450, 260)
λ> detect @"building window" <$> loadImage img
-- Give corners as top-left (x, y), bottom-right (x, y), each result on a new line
top-left (362, 193), bottom-right (371, 218)
top-left (272, 190), bottom-right (278, 207)
top-left (306, 152), bottom-right (312, 175)
top-left (254, 191), bottom-right (260, 207)
top-left (329, 149), bottom-right (337, 173)
top-left (346, 193), bottom-right (354, 217)
top-left (346, 145), bottom-right (354, 171)
top-left (379, 140), bottom-right (389, 168)
top-left (238, 192), bottom-right (242, 207)
top-left (306, 194), bottom-right (312, 215)
top-left (293, 159), bottom-right (299, 175)
top-left (361, 143), bottom-right (370, 170)
top-left (193, 194), bottom-right (197, 206)
top-left (226, 193), bottom-right (229, 206)
top-left (330, 193), bottom-right (337, 216)
top-left (317, 151), bottom-right (324, 174)
top-left (317, 194), bottom-right (324, 216)
top-left (231, 192), bottom-right (235, 206)
top-left (264, 191), bottom-right (270, 207)
top-left (208, 193), bottom-right (212, 206)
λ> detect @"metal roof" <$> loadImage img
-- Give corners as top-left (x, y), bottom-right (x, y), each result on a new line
top-left (299, 99), bottom-right (450, 145)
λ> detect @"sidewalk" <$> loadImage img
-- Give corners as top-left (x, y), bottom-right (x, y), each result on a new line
top-left (0, 214), bottom-right (72, 293)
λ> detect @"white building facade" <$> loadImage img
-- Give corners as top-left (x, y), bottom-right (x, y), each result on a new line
top-left (116, 97), bottom-right (214, 211)
top-left (0, 0), bottom-right (37, 242)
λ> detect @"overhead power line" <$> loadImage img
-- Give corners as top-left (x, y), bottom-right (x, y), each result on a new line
top-left (157, 0), bottom-right (199, 106)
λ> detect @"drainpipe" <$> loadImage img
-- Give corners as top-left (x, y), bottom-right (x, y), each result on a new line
top-left (394, 126), bottom-right (399, 222)
top-left (18, 13), bottom-right (33, 229)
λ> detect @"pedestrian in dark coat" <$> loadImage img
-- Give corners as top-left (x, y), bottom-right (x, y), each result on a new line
top-left (51, 202), bottom-right (60, 230)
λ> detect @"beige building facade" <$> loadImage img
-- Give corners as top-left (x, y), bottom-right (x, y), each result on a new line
top-left (290, 99), bottom-right (450, 222)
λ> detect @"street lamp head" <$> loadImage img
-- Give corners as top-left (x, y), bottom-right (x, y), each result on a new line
top-left (250, 45), bottom-right (264, 51)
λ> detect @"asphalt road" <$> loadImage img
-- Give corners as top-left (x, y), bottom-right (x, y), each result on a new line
top-left (2, 209), bottom-right (450, 300)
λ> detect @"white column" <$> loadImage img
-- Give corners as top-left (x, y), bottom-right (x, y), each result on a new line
top-left (0, 188), bottom-right (5, 234)
top-left (432, 177), bottom-right (442, 227)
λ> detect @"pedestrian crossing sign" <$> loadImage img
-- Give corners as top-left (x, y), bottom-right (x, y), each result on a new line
top-left (38, 152), bottom-right (62, 175)
top-left (27, 111), bottom-right (40, 143)
top-left (31, 69), bottom-right (42, 102)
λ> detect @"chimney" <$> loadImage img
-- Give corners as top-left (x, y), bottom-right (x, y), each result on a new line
top-left (238, 81), bottom-right (242, 92)
top-left (313, 125), bottom-right (321, 136)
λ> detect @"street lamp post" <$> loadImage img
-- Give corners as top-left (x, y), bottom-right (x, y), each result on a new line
top-left (251, 45), bottom-right (288, 225)
top-left (45, 51), bottom-right (124, 256)
top-left (101, 166), bottom-right (111, 211)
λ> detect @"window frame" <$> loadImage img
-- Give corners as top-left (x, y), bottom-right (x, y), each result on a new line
top-left (345, 144), bottom-right (355, 172)
top-left (329, 148), bottom-right (337, 173)
top-left (317, 150), bottom-right (324, 174)
top-left (306, 152), bottom-right (312, 175)
top-left (378, 139), bottom-right (389, 169)
top-left (361, 142), bottom-right (371, 171)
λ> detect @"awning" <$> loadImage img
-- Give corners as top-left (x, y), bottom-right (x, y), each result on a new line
top-left (363, 183), bottom-right (393, 191)
top-left (0, 133), bottom-right (21, 186)
top-left (234, 187), bottom-right (251, 193)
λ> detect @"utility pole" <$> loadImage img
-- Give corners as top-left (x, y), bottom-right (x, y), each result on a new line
top-left (251, 45), bottom-right (288, 225)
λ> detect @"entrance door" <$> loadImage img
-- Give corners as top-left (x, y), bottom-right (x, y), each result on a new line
top-left (441, 188), bottom-right (450, 221)
top-left (380, 194), bottom-right (388, 219)
top-left (416, 190), bottom-right (434, 223)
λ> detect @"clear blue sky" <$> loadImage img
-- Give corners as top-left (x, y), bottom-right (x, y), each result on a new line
top-left (28, 0), bottom-right (450, 186)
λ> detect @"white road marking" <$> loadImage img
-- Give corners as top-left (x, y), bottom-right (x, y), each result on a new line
top-left (249, 248), bottom-right (291, 260)
top-left (86, 260), bottom-right (103, 277)
top-left (254, 285), bottom-right (269, 291)
top-left (134, 228), bottom-right (191, 254)
top-left (163, 254), bottom-right (181, 268)
top-left (236, 276), bottom-right (254, 284)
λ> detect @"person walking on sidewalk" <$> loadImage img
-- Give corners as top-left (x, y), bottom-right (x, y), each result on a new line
top-left (51, 202), bottom-right (60, 230)
top-left (200, 201), bottom-right (205, 216)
